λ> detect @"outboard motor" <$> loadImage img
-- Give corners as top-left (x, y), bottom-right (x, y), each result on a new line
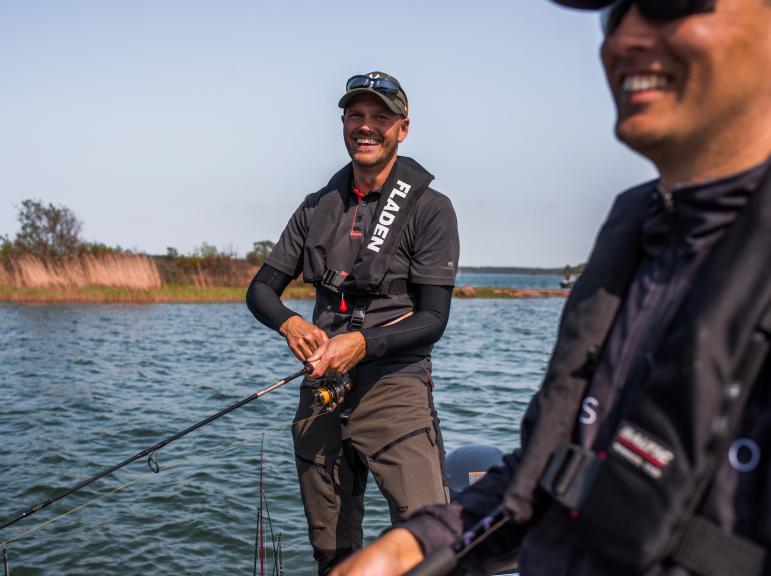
top-left (446, 444), bottom-right (505, 501)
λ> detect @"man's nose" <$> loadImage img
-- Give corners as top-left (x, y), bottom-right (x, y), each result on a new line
top-left (603, 4), bottom-right (660, 54)
top-left (355, 119), bottom-right (377, 132)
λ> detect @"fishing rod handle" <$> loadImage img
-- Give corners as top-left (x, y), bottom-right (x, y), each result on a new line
top-left (404, 504), bottom-right (513, 576)
top-left (404, 546), bottom-right (457, 576)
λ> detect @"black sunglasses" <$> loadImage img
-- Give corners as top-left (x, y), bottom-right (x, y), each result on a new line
top-left (345, 75), bottom-right (402, 97)
top-left (601, 0), bottom-right (716, 36)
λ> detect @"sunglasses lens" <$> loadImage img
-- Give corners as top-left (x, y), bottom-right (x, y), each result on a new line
top-left (345, 75), bottom-right (401, 96)
top-left (603, 0), bottom-right (716, 35)
top-left (638, 0), bottom-right (716, 20)
top-left (373, 83), bottom-right (399, 96)
top-left (346, 75), bottom-right (369, 90)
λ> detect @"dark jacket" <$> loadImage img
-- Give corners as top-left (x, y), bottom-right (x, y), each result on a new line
top-left (404, 163), bottom-right (771, 575)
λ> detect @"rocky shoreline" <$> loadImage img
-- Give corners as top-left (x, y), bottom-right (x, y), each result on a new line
top-left (454, 286), bottom-right (568, 298)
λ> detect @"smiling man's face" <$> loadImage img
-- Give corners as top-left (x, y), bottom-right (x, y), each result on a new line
top-left (601, 0), bottom-right (771, 163)
top-left (342, 94), bottom-right (409, 171)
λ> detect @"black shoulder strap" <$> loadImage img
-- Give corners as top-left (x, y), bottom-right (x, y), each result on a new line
top-left (343, 156), bottom-right (434, 294)
top-left (503, 182), bottom-right (652, 519)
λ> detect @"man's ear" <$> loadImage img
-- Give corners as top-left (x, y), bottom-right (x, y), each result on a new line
top-left (398, 117), bottom-right (410, 143)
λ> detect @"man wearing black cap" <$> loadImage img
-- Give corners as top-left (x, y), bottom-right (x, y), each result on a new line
top-left (332, 2), bottom-right (771, 575)
top-left (246, 71), bottom-right (459, 574)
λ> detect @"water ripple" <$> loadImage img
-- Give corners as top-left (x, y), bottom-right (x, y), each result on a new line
top-left (0, 295), bottom-right (563, 574)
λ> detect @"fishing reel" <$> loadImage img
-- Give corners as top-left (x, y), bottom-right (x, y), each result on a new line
top-left (312, 373), bottom-right (353, 413)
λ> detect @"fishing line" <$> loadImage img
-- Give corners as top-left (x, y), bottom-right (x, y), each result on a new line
top-left (2, 471), bottom-right (151, 548)
top-left (277, 532), bottom-right (284, 576)
top-left (251, 433), bottom-right (282, 576)
top-left (262, 488), bottom-right (280, 576)
top-left (0, 408), bottom-right (333, 552)
top-left (0, 366), bottom-right (309, 535)
top-left (1, 367), bottom-right (343, 576)
top-left (253, 434), bottom-right (265, 576)
top-left (0, 437), bottom-right (237, 548)
top-left (2, 396), bottom-right (336, 576)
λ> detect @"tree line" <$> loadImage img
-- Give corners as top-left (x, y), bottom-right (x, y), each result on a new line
top-left (1, 199), bottom-right (274, 265)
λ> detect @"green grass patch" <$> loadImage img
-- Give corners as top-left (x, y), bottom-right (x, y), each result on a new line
top-left (0, 284), bottom-right (317, 303)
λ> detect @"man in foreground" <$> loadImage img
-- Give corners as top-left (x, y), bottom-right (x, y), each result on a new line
top-left (332, 1), bottom-right (771, 574)
top-left (246, 72), bottom-right (459, 574)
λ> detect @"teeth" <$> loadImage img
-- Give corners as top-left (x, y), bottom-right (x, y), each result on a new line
top-left (622, 74), bottom-right (669, 93)
top-left (356, 138), bottom-right (379, 145)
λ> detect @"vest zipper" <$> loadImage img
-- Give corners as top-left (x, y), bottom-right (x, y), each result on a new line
top-left (610, 190), bottom-right (682, 418)
top-left (343, 188), bottom-right (366, 309)
top-left (659, 184), bottom-right (675, 214)
top-left (350, 187), bottom-right (365, 237)
top-left (587, 190), bottom-right (682, 447)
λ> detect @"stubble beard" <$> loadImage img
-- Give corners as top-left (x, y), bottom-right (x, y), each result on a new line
top-left (347, 137), bottom-right (398, 170)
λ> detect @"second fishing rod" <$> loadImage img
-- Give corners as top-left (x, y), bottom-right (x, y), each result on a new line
top-left (0, 364), bottom-right (325, 534)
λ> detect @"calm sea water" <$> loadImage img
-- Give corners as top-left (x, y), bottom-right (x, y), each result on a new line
top-left (455, 272), bottom-right (561, 290)
top-left (0, 274), bottom-right (565, 575)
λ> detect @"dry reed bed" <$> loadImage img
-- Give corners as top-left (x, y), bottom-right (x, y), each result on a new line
top-left (0, 256), bottom-right (568, 302)
top-left (0, 254), bottom-right (162, 290)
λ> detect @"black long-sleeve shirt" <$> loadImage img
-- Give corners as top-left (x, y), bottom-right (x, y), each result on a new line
top-left (246, 263), bottom-right (453, 363)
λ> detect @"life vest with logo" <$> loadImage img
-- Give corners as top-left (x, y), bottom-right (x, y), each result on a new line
top-left (302, 156), bottom-right (433, 325)
top-left (503, 166), bottom-right (771, 575)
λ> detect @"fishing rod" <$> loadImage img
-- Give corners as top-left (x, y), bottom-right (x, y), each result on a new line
top-left (405, 505), bottom-right (513, 576)
top-left (0, 365), bottom-right (310, 534)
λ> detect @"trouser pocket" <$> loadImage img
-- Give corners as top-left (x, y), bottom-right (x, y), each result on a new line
top-left (295, 453), bottom-right (338, 531)
top-left (295, 452), bottom-right (365, 574)
top-left (368, 426), bottom-right (449, 523)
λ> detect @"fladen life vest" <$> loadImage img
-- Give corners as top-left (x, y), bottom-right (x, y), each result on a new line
top-left (302, 156), bottom-right (433, 298)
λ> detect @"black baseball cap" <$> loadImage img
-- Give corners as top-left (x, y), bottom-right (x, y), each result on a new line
top-left (338, 71), bottom-right (409, 117)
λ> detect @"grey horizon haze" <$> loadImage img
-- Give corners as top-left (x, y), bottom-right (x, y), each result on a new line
top-left (0, 0), bottom-right (655, 268)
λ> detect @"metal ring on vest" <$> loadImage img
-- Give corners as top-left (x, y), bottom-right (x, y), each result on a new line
top-left (728, 438), bottom-right (761, 473)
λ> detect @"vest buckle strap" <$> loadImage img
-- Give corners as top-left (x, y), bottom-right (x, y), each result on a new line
top-left (321, 269), bottom-right (347, 294)
top-left (350, 304), bottom-right (366, 330)
top-left (539, 442), bottom-right (602, 511)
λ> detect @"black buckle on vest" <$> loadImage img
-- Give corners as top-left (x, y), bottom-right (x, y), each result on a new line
top-left (321, 269), bottom-right (346, 294)
top-left (350, 304), bottom-right (366, 330)
top-left (540, 443), bottom-right (602, 511)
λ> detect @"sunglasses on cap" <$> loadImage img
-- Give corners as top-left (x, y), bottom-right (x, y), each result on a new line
top-left (601, 0), bottom-right (716, 36)
top-left (345, 74), bottom-right (402, 97)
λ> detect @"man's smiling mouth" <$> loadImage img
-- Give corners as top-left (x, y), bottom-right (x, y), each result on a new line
top-left (621, 73), bottom-right (671, 93)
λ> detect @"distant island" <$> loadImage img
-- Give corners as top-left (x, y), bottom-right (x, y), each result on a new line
top-left (0, 200), bottom-right (574, 303)
top-left (459, 265), bottom-right (584, 276)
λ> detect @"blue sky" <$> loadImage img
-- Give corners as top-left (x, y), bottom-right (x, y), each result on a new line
top-left (0, 1), bottom-right (656, 267)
